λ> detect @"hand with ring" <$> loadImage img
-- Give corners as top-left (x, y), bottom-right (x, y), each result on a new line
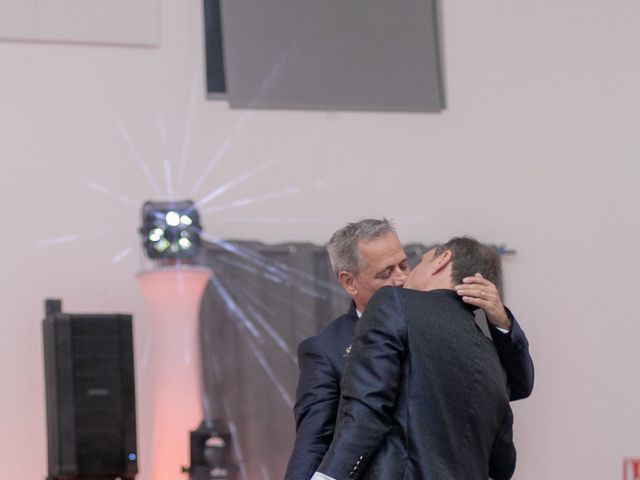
top-left (454, 273), bottom-right (511, 330)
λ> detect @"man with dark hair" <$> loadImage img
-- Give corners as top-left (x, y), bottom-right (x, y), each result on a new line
top-left (314, 237), bottom-right (518, 480)
top-left (284, 222), bottom-right (533, 480)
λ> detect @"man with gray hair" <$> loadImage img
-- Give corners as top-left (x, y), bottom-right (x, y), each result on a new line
top-left (326, 219), bottom-right (410, 315)
top-left (284, 220), bottom-right (533, 480)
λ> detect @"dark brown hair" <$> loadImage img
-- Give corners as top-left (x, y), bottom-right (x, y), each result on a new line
top-left (434, 236), bottom-right (502, 294)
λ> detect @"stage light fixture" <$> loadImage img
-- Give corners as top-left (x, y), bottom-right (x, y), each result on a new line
top-left (184, 421), bottom-right (236, 480)
top-left (140, 200), bottom-right (202, 261)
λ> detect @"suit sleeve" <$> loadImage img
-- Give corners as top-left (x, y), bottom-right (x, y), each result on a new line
top-left (488, 406), bottom-right (516, 480)
top-left (317, 287), bottom-right (406, 480)
top-left (284, 336), bottom-right (340, 480)
top-left (489, 308), bottom-right (535, 401)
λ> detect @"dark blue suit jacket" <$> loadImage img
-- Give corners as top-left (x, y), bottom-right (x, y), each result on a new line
top-left (318, 287), bottom-right (516, 480)
top-left (284, 296), bottom-right (533, 480)
top-left (285, 305), bottom-right (358, 480)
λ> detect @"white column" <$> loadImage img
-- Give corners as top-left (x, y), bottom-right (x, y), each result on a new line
top-left (136, 266), bottom-right (211, 480)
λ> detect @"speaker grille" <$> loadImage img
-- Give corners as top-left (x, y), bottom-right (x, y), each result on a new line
top-left (43, 312), bottom-right (138, 479)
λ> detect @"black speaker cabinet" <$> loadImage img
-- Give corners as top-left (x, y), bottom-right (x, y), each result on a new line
top-left (42, 299), bottom-right (138, 480)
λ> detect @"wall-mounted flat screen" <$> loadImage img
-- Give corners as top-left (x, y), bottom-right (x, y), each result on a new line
top-left (206, 0), bottom-right (445, 112)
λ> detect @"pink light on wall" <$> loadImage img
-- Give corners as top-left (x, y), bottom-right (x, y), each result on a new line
top-left (137, 266), bottom-right (211, 480)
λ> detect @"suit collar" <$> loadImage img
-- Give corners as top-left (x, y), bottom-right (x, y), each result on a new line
top-left (428, 288), bottom-right (478, 313)
top-left (346, 302), bottom-right (359, 335)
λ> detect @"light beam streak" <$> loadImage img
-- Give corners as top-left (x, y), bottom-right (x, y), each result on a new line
top-left (263, 272), bottom-right (283, 284)
top-left (202, 177), bottom-right (331, 214)
top-left (210, 276), bottom-right (262, 341)
top-left (215, 255), bottom-right (260, 275)
top-left (176, 74), bottom-right (198, 193)
top-left (260, 464), bottom-right (272, 480)
top-left (156, 115), bottom-right (168, 150)
top-left (35, 227), bottom-right (130, 247)
top-left (163, 158), bottom-right (174, 200)
top-left (201, 338), bottom-right (222, 429)
top-left (201, 186), bottom-right (300, 214)
top-left (270, 255), bottom-right (344, 294)
top-left (87, 181), bottom-right (135, 204)
top-left (202, 235), bottom-right (292, 285)
top-left (210, 276), bottom-right (294, 407)
top-left (201, 390), bottom-right (213, 431)
top-left (232, 240), bottom-right (341, 294)
top-left (218, 216), bottom-right (336, 224)
top-left (242, 289), bottom-right (317, 323)
top-left (36, 235), bottom-right (79, 246)
top-left (202, 234), bottom-right (344, 294)
top-left (189, 117), bottom-right (248, 196)
top-left (297, 285), bottom-right (327, 300)
top-left (221, 270), bottom-right (325, 344)
top-left (244, 302), bottom-right (296, 362)
top-left (248, 338), bottom-right (293, 408)
top-left (212, 250), bottom-right (344, 354)
top-left (195, 159), bottom-right (276, 209)
top-left (189, 39), bottom-right (294, 197)
top-left (112, 245), bottom-right (134, 264)
top-left (116, 121), bottom-right (162, 195)
top-left (222, 398), bottom-right (248, 480)
top-left (156, 115), bottom-right (175, 199)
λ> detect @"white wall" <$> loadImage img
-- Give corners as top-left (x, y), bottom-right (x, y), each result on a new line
top-left (1, 0), bottom-right (639, 478)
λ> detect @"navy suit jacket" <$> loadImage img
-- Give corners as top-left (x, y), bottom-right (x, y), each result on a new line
top-left (318, 287), bottom-right (516, 480)
top-left (285, 305), bottom-right (358, 480)
top-left (284, 294), bottom-right (532, 480)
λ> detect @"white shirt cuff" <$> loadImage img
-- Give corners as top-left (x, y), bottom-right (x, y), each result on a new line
top-left (311, 472), bottom-right (336, 480)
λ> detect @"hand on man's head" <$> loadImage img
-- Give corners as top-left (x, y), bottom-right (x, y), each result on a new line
top-left (454, 273), bottom-right (511, 330)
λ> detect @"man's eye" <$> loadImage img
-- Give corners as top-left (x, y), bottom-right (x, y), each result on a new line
top-left (378, 270), bottom-right (392, 279)
top-left (400, 263), bottom-right (409, 271)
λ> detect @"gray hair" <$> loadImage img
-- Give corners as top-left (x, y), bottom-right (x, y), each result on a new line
top-left (327, 218), bottom-right (396, 276)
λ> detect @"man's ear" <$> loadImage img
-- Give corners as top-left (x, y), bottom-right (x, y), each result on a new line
top-left (431, 249), bottom-right (452, 275)
top-left (338, 271), bottom-right (358, 296)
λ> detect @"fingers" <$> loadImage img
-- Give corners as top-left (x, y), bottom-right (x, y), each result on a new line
top-left (454, 273), bottom-right (501, 307)
top-left (454, 276), bottom-right (510, 329)
top-left (455, 284), bottom-right (502, 311)
top-left (460, 273), bottom-right (491, 287)
top-left (455, 273), bottom-right (498, 294)
top-left (459, 295), bottom-right (490, 307)
top-left (454, 285), bottom-right (496, 299)
top-left (455, 285), bottom-right (493, 301)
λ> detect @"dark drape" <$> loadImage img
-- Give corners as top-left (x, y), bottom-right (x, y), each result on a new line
top-left (198, 240), bottom-right (429, 480)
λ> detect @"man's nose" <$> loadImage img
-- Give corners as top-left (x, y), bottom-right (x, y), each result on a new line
top-left (391, 268), bottom-right (409, 287)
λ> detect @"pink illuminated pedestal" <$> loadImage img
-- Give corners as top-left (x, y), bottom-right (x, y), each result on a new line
top-left (137, 266), bottom-right (212, 480)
